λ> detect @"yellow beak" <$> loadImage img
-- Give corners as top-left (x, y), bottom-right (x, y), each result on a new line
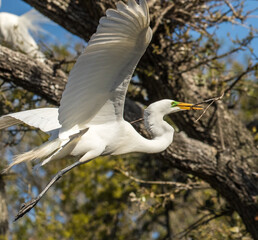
top-left (177, 102), bottom-right (203, 110)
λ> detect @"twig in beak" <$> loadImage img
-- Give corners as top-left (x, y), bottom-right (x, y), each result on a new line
top-left (194, 93), bottom-right (224, 122)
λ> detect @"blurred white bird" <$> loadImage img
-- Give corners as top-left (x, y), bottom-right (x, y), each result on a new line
top-left (0, 0), bottom-right (202, 220)
top-left (0, 8), bottom-right (48, 62)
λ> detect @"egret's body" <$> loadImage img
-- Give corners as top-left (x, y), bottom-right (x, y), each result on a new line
top-left (52, 101), bottom-right (175, 159)
top-left (0, 0), bottom-right (202, 220)
top-left (0, 9), bottom-right (47, 61)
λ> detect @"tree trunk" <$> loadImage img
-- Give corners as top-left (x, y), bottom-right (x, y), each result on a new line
top-left (1, 44), bottom-right (257, 238)
top-left (1, 0), bottom-right (258, 238)
top-left (0, 175), bottom-right (8, 239)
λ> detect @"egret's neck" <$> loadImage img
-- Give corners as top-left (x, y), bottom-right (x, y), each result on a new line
top-left (139, 109), bottom-right (174, 153)
top-left (144, 109), bottom-right (173, 138)
top-left (111, 113), bottom-right (174, 155)
top-left (112, 102), bottom-right (175, 155)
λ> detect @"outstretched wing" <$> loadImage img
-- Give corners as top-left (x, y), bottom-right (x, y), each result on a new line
top-left (0, 108), bottom-right (60, 133)
top-left (58, 0), bottom-right (152, 135)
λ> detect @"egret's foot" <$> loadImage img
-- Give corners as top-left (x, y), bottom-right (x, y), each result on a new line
top-left (14, 197), bottom-right (40, 221)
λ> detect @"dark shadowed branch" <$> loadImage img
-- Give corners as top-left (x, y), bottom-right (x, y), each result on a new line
top-left (1, 0), bottom-right (258, 238)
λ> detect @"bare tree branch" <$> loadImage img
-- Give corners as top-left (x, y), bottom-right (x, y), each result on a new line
top-left (1, 0), bottom-right (258, 238)
top-left (224, 63), bottom-right (258, 95)
top-left (173, 209), bottom-right (233, 239)
top-left (0, 45), bottom-right (66, 105)
top-left (115, 167), bottom-right (208, 190)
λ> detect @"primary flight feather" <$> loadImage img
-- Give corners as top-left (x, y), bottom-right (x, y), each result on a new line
top-left (0, 0), bottom-right (202, 220)
top-left (58, 0), bottom-right (152, 135)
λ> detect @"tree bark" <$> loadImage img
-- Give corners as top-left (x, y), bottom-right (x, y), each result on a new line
top-left (0, 175), bottom-right (8, 238)
top-left (0, 46), bottom-right (66, 105)
top-left (1, 0), bottom-right (257, 238)
top-left (1, 44), bottom-right (258, 238)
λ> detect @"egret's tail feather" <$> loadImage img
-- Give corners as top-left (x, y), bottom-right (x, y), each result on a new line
top-left (2, 138), bottom-right (62, 174)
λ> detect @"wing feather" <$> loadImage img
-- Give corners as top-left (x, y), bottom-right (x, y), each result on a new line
top-left (58, 0), bottom-right (152, 136)
top-left (0, 108), bottom-right (60, 133)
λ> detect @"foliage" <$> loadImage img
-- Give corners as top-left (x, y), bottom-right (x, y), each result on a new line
top-left (0, 0), bottom-right (257, 239)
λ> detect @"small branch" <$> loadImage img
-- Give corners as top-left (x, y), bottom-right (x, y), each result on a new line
top-left (173, 209), bottom-right (233, 239)
top-left (223, 63), bottom-right (258, 95)
top-left (179, 46), bottom-right (243, 74)
top-left (194, 94), bottom-right (224, 122)
top-left (152, 3), bottom-right (175, 35)
top-left (193, 62), bottom-right (257, 122)
top-left (225, 0), bottom-right (243, 21)
top-left (130, 117), bottom-right (144, 124)
top-left (115, 167), bottom-right (207, 190)
top-left (148, 0), bottom-right (158, 9)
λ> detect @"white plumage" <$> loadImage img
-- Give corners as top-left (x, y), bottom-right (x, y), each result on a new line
top-left (0, 108), bottom-right (60, 133)
top-left (0, 9), bottom-right (49, 62)
top-left (58, 0), bottom-right (152, 136)
top-left (0, 0), bottom-right (203, 171)
top-left (0, 0), bottom-right (202, 220)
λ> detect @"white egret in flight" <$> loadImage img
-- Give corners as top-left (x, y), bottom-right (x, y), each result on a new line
top-left (0, 8), bottom-right (48, 62)
top-left (0, 0), bottom-right (202, 220)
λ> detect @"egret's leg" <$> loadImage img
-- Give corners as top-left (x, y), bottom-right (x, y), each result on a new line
top-left (15, 160), bottom-right (85, 221)
top-left (14, 148), bottom-right (104, 221)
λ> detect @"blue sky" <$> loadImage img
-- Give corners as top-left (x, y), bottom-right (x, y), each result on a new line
top-left (212, 1), bottom-right (258, 64)
top-left (1, 0), bottom-right (257, 63)
top-left (0, 0), bottom-right (77, 39)
top-left (0, 0), bottom-right (82, 49)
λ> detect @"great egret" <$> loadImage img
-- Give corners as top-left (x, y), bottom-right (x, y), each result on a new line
top-left (0, 9), bottom-right (48, 62)
top-left (0, 0), bottom-right (202, 220)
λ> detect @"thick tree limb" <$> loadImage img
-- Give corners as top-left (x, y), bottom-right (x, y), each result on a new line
top-left (1, 44), bottom-right (257, 238)
top-left (2, 0), bottom-right (258, 238)
top-left (23, 0), bottom-right (257, 152)
top-left (0, 46), bottom-right (66, 105)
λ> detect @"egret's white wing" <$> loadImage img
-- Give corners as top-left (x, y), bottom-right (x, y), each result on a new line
top-left (58, 0), bottom-right (152, 134)
top-left (0, 108), bottom-right (60, 133)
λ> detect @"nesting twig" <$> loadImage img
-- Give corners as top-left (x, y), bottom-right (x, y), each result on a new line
top-left (193, 93), bottom-right (224, 122)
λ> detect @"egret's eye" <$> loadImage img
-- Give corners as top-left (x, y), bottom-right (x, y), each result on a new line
top-left (171, 101), bottom-right (179, 107)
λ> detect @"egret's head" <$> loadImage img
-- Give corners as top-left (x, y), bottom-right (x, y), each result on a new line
top-left (170, 100), bottom-right (203, 112)
top-left (145, 99), bottom-right (203, 117)
top-left (144, 100), bottom-right (203, 134)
